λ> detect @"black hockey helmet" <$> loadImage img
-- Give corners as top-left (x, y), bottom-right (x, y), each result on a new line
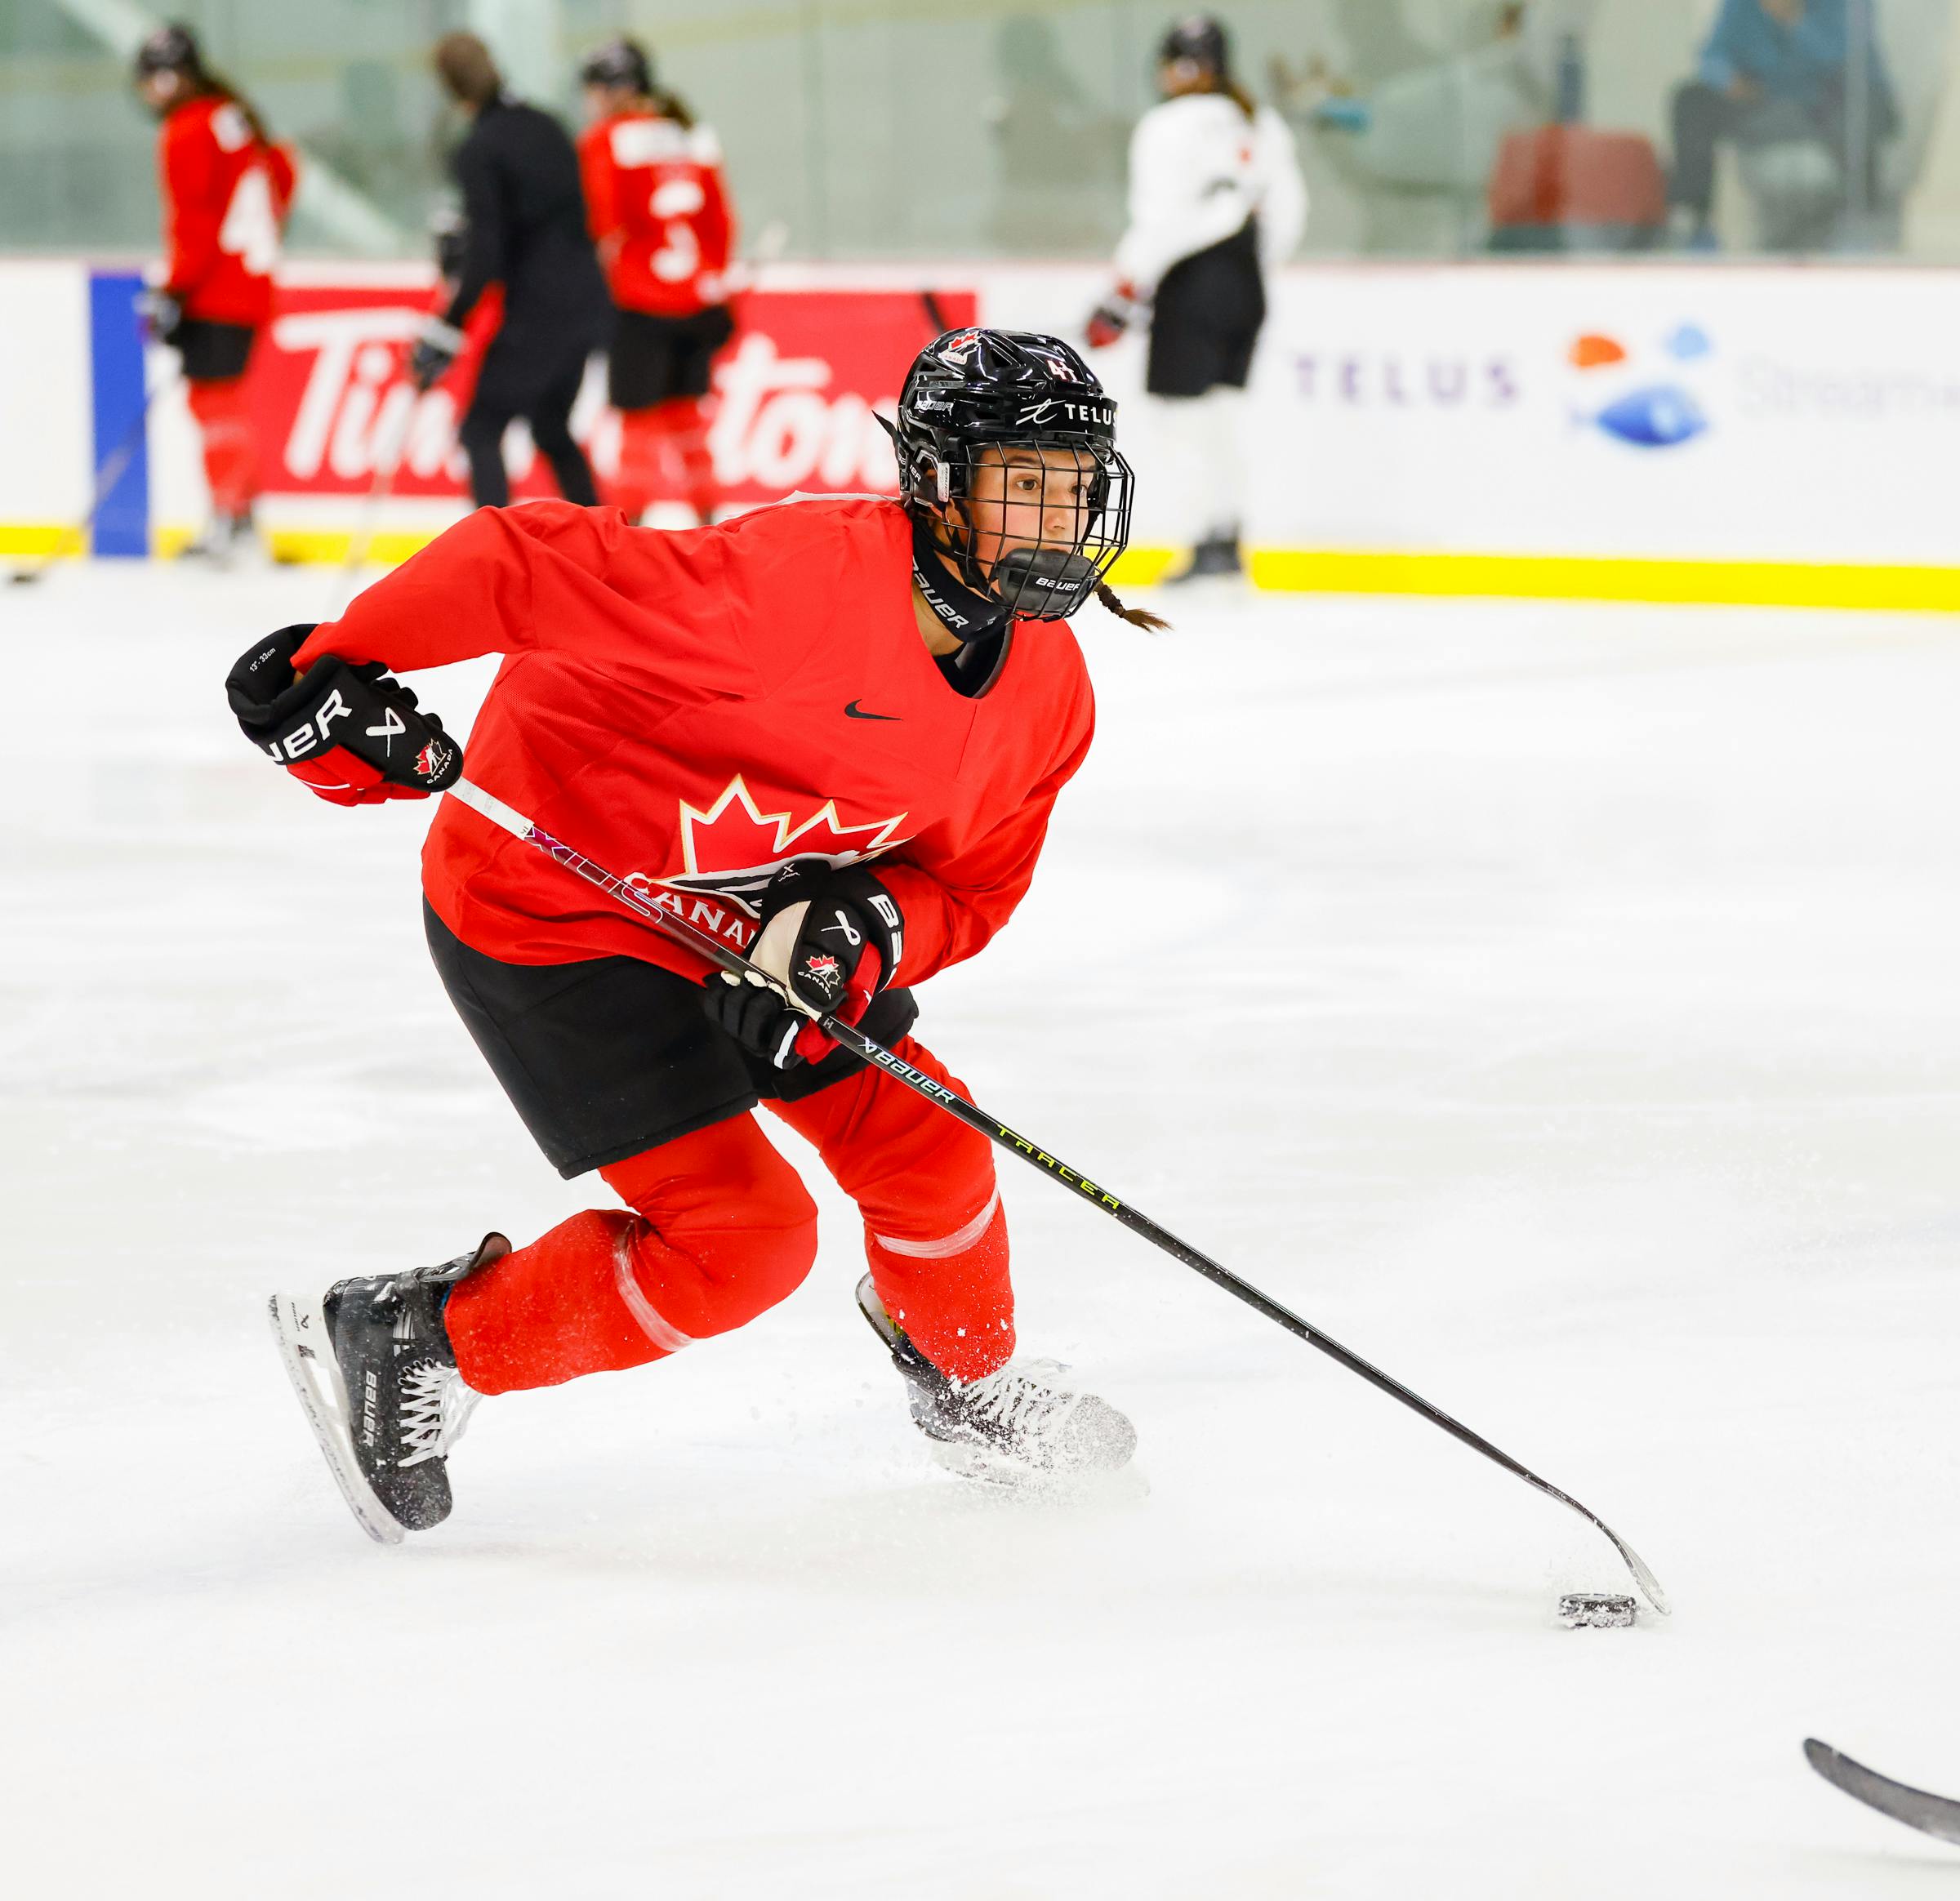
top-left (134, 21), bottom-right (203, 82)
top-left (1158, 15), bottom-right (1230, 78)
top-left (580, 38), bottom-right (655, 96)
top-left (889, 327), bottom-right (1134, 624)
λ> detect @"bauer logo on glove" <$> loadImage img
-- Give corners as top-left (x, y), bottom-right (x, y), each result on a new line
top-left (225, 624), bottom-right (464, 808)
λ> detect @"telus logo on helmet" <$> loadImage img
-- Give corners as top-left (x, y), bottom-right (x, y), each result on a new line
top-left (1016, 398), bottom-right (1115, 428)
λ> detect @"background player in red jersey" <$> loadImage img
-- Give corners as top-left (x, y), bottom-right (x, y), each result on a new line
top-left (132, 24), bottom-right (296, 563)
top-left (238, 330), bottom-right (1164, 1540)
top-left (577, 38), bottom-right (738, 527)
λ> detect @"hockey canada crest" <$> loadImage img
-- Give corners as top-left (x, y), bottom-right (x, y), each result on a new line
top-left (623, 775), bottom-right (911, 948)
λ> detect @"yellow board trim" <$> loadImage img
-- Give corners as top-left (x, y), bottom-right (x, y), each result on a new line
top-left (0, 523), bottom-right (87, 558)
top-left (1245, 549), bottom-right (1960, 614)
top-left (9, 523), bottom-right (1959, 614)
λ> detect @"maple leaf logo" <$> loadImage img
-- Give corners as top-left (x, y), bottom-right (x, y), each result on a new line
top-left (638, 775), bottom-right (911, 922)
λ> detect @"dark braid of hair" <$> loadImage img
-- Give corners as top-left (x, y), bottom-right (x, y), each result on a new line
top-left (204, 70), bottom-right (273, 145)
top-left (656, 87), bottom-right (697, 130)
top-left (1097, 581), bottom-right (1169, 632)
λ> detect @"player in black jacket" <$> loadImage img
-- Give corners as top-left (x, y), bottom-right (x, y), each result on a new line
top-left (414, 33), bottom-right (612, 510)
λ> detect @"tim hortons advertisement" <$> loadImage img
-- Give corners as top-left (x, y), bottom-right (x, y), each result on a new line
top-left (241, 280), bottom-right (973, 509)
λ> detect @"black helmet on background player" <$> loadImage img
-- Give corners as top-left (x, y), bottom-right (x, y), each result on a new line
top-left (1158, 15), bottom-right (1229, 79)
top-left (579, 38), bottom-right (654, 96)
top-left (889, 327), bottom-right (1134, 626)
top-left (133, 21), bottom-right (203, 83)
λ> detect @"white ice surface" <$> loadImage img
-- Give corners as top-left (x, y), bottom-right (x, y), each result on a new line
top-left (6, 563), bottom-right (1960, 1897)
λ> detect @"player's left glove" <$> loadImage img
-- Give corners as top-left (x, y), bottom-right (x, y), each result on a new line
top-left (225, 625), bottom-right (465, 808)
top-left (702, 858), bottom-right (905, 1070)
top-left (137, 288), bottom-right (184, 346)
top-left (1085, 282), bottom-right (1138, 350)
top-left (407, 316), bottom-right (466, 392)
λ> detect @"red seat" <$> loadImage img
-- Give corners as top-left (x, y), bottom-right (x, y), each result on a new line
top-left (1488, 126), bottom-right (1668, 247)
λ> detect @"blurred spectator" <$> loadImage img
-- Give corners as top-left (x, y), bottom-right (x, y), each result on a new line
top-left (984, 17), bottom-right (1126, 252)
top-left (1270, 2), bottom-right (1557, 254)
top-left (1668, 0), bottom-right (1897, 249)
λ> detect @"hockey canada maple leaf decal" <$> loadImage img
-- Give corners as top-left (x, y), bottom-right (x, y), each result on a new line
top-left (624, 776), bottom-right (911, 943)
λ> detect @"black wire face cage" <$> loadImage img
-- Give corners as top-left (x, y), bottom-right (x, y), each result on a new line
top-left (915, 434), bottom-right (1135, 623)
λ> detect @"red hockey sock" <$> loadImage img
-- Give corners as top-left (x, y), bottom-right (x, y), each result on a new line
top-left (772, 1037), bottom-right (1013, 1383)
top-left (185, 376), bottom-right (259, 517)
top-left (443, 1115), bottom-right (818, 1395)
top-left (610, 407), bottom-right (672, 521)
top-left (662, 397), bottom-right (718, 525)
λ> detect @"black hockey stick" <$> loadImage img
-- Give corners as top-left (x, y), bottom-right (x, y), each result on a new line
top-left (448, 777), bottom-right (1669, 1614)
top-left (7, 372), bottom-right (179, 585)
top-left (1806, 1739), bottom-right (1960, 1846)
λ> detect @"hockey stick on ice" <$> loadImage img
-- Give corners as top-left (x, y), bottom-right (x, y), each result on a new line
top-left (338, 375), bottom-right (426, 585)
top-left (1806, 1739), bottom-right (1960, 1846)
top-left (7, 372), bottom-right (180, 585)
top-left (447, 778), bottom-right (1669, 1614)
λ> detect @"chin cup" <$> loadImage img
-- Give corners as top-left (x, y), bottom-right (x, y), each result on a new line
top-left (991, 545), bottom-right (1100, 618)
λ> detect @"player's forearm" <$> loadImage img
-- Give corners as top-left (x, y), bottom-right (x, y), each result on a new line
top-left (165, 218), bottom-right (218, 298)
top-left (296, 509), bottom-right (541, 674)
top-left (873, 866), bottom-right (995, 986)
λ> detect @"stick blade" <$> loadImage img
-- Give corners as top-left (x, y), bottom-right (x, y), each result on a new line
top-left (1618, 1537), bottom-right (1669, 1617)
top-left (1806, 1738), bottom-right (1960, 1847)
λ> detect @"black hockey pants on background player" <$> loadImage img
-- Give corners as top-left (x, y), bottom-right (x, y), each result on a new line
top-left (417, 70), bottom-right (612, 510)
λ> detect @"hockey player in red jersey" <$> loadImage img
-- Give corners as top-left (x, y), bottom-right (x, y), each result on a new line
top-left (132, 24), bottom-right (296, 563)
top-left (239, 330), bottom-right (1166, 1540)
top-left (577, 38), bottom-right (737, 526)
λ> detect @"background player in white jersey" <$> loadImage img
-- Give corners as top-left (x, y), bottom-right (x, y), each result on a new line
top-left (1088, 16), bottom-right (1307, 583)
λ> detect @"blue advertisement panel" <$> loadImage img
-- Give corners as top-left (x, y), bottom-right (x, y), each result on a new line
top-left (87, 271), bottom-right (149, 558)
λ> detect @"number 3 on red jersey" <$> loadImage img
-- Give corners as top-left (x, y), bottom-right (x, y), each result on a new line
top-left (583, 114), bottom-right (735, 317)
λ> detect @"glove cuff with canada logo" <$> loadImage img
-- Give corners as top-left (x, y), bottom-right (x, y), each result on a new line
top-left (706, 857), bottom-right (906, 1069)
top-left (225, 624), bottom-right (464, 808)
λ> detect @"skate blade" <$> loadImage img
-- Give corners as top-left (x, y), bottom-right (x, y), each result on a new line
top-left (924, 1436), bottom-right (1147, 1503)
top-left (266, 1292), bottom-right (405, 1547)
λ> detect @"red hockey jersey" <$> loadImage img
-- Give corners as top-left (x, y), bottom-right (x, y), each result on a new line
top-left (577, 109), bottom-right (735, 317)
top-left (296, 496), bottom-right (1094, 987)
top-left (158, 94), bottom-right (297, 327)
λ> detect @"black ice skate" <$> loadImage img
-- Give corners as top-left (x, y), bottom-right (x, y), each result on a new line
top-left (269, 1235), bottom-right (507, 1543)
top-left (856, 1274), bottom-right (1137, 1483)
top-left (178, 509), bottom-right (262, 569)
top-left (1165, 534), bottom-right (1244, 584)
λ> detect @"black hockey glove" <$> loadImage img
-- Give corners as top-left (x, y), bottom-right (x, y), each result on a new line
top-left (407, 316), bottom-right (466, 392)
top-left (225, 625), bottom-right (464, 808)
top-left (702, 858), bottom-right (905, 1069)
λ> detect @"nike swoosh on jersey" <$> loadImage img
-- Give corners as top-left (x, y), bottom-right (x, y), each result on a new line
top-left (844, 701), bottom-right (902, 721)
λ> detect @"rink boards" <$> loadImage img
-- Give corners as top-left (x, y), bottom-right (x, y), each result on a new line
top-left (2, 256), bottom-right (1958, 611)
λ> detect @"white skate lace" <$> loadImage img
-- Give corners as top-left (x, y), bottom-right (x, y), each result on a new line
top-left (957, 1359), bottom-right (1076, 1445)
top-left (397, 1361), bottom-right (481, 1467)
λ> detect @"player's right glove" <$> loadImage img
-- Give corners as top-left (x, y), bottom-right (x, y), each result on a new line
top-left (225, 625), bottom-right (464, 808)
top-left (407, 316), bottom-right (466, 392)
top-left (1085, 282), bottom-right (1137, 350)
top-left (702, 858), bottom-right (905, 1069)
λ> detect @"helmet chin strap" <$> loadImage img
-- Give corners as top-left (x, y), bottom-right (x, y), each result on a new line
top-left (909, 514), bottom-right (1012, 645)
